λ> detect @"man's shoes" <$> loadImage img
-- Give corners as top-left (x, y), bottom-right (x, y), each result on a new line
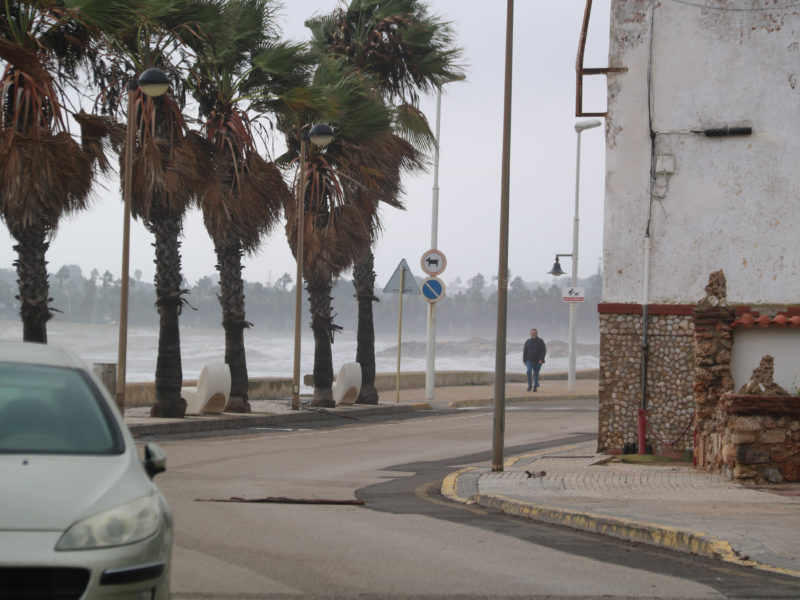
top-left (526, 386), bottom-right (532, 392)
top-left (533, 386), bottom-right (538, 392)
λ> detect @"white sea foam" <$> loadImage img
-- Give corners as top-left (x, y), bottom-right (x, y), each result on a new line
top-left (0, 320), bottom-right (598, 386)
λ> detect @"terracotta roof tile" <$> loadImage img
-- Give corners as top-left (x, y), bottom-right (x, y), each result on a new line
top-left (732, 310), bottom-right (800, 329)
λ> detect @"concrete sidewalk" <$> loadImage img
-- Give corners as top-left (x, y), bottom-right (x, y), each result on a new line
top-left (123, 377), bottom-right (598, 436)
top-left (442, 440), bottom-right (800, 579)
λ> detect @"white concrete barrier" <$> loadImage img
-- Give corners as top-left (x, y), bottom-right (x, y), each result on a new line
top-left (332, 363), bottom-right (362, 405)
top-left (182, 362), bottom-right (231, 414)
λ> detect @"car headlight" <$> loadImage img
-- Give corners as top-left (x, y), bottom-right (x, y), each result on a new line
top-left (56, 496), bottom-right (162, 550)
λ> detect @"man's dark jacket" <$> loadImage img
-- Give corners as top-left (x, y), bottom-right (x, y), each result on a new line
top-left (523, 337), bottom-right (546, 364)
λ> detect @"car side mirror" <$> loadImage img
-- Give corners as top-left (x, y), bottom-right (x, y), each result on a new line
top-left (143, 443), bottom-right (167, 478)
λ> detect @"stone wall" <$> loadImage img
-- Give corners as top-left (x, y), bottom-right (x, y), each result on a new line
top-left (598, 309), bottom-right (694, 455)
top-left (715, 394), bottom-right (800, 484)
top-left (691, 294), bottom-right (736, 469)
top-left (690, 271), bottom-right (800, 483)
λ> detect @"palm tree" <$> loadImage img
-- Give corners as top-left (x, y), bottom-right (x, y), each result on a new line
top-left (281, 60), bottom-right (392, 406)
top-left (0, 1), bottom-right (143, 343)
top-left (306, 0), bottom-right (464, 403)
top-left (94, 2), bottom-right (220, 417)
top-left (187, 0), bottom-right (311, 412)
top-left (344, 133), bottom-right (425, 403)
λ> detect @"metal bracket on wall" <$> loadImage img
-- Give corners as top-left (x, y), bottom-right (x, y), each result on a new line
top-left (577, 0), bottom-right (628, 117)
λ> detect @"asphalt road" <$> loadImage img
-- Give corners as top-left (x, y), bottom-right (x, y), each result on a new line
top-left (145, 400), bottom-right (800, 599)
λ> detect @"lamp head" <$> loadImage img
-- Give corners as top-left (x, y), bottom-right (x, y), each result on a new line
top-left (138, 67), bottom-right (170, 97)
top-left (575, 119), bottom-right (602, 133)
top-left (547, 256), bottom-right (566, 276)
top-left (308, 123), bottom-right (334, 147)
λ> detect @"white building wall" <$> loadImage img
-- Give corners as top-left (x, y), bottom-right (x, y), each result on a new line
top-left (731, 328), bottom-right (800, 393)
top-left (605, 0), bottom-right (800, 305)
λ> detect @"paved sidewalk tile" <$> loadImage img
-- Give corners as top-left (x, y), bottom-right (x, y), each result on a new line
top-left (453, 442), bottom-right (800, 577)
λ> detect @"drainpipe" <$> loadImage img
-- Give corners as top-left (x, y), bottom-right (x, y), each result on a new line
top-left (637, 0), bottom-right (656, 454)
top-left (639, 230), bottom-right (651, 454)
top-left (639, 0), bottom-right (656, 455)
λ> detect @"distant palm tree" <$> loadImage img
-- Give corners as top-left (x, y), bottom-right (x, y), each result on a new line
top-left (306, 0), bottom-right (464, 403)
top-left (343, 133), bottom-right (425, 403)
top-left (0, 1), bottom-right (142, 343)
top-left (187, 0), bottom-right (311, 412)
top-left (281, 60), bottom-right (392, 406)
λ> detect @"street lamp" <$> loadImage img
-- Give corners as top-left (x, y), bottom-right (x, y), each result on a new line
top-left (549, 119), bottom-right (602, 393)
top-left (292, 123), bottom-right (334, 411)
top-left (116, 67), bottom-right (170, 415)
top-left (492, 0), bottom-right (514, 473)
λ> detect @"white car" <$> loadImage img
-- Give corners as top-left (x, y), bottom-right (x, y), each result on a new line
top-left (0, 341), bottom-right (172, 599)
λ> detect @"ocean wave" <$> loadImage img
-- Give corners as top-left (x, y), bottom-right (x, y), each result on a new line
top-left (1, 320), bottom-right (599, 386)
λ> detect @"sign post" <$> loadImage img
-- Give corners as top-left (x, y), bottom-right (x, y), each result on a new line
top-left (421, 250), bottom-right (446, 402)
top-left (383, 259), bottom-right (420, 404)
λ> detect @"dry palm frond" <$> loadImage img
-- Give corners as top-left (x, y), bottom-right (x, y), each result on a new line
top-left (201, 151), bottom-right (289, 253)
top-left (73, 111), bottom-right (124, 174)
top-left (1, 56), bottom-right (66, 134)
top-left (0, 128), bottom-right (92, 232)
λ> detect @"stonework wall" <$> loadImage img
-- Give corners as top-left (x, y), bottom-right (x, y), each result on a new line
top-left (714, 396), bottom-right (800, 484)
top-left (598, 310), bottom-right (694, 455)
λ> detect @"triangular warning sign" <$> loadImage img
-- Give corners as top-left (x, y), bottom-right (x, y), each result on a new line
top-left (382, 259), bottom-right (420, 294)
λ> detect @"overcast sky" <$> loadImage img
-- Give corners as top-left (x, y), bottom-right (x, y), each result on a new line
top-left (0, 1), bottom-right (610, 292)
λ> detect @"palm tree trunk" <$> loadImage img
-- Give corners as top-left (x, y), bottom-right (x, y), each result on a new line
top-left (353, 250), bottom-right (379, 404)
top-left (10, 223), bottom-right (51, 343)
top-left (307, 272), bottom-right (335, 407)
top-left (215, 240), bottom-right (251, 413)
top-left (148, 211), bottom-right (187, 418)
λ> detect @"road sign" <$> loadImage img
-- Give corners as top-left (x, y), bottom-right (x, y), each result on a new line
top-left (562, 286), bottom-right (585, 302)
top-left (421, 277), bottom-right (446, 303)
top-left (420, 249), bottom-right (447, 276)
top-left (383, 259), bottom-right (420, 294)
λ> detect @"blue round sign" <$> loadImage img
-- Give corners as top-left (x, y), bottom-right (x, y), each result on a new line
top-left (421, 276), bottom-right (445, 303)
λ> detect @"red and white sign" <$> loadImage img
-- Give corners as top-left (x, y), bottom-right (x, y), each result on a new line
top-left (420, 249), bottom-right (446, 276)
top-left (562, 286), bottom-right (585, 302)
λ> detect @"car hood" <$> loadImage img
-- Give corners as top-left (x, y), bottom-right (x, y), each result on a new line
top-left (0, 452), bottom-right (152, 531)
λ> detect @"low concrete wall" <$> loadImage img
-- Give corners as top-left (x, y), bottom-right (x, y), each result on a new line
top-left (122, 369), bottom-right (599, 408)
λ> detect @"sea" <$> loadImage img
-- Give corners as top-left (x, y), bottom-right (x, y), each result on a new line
top-left (0, 320), bottom-right (599, 389)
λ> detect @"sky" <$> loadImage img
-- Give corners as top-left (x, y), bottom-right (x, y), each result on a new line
top-left (0, 1), bottom-right (610, 293)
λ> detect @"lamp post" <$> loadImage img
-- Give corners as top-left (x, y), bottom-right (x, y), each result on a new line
top-left (116, 67), bottom-right (170, 414)
top-left (548, 119), bottom-right (602, 393)
top-left (292, 123), bottom-right (334, 411)
top-left (492, 0), bottom-right (514, 472)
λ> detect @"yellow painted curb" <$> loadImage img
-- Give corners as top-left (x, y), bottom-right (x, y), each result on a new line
top-left (442, 443), bottom-right (800, 579)
top-left (476, 494), bottom-right (800, 579)
top-left (441, 466), bottom-right (477, 503)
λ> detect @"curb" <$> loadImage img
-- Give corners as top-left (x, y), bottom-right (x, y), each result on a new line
top-left (441, 456), bottom-right (800, 579)
top-left (127, 404), bottom-right (423, 436)
top-left (447, 393), bottom-right (597, 409)
top-left (476, 493), bottom-right (733, 558)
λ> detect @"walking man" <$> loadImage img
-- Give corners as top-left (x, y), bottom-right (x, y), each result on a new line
top-left (523, 328), bottom-right (546, 392)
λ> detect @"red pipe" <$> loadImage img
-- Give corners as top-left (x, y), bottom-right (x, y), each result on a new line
top-left (638, 409), bottom-right (647, 454)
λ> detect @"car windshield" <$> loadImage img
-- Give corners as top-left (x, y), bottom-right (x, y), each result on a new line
top-left (0, 363), bottom-right (123, 455)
